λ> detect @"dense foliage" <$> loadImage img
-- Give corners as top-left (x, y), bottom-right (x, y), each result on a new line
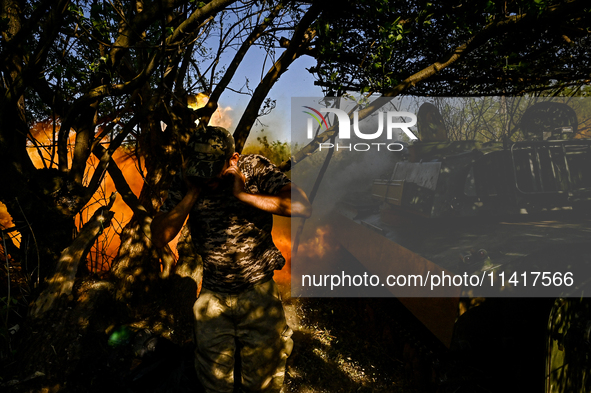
top-left (312, 0), bottom-right (591, 96)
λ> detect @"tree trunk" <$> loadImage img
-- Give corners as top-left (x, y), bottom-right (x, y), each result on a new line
top-left (30, 194), bottom-right (116, 318)
top-left (110, 113), bottom-right (181, 302)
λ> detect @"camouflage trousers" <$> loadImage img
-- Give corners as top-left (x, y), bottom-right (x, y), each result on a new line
top-left (193, 279), bottom-right (293, 393)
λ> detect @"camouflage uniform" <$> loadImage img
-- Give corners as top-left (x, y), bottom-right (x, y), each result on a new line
top-left (162, 127), bottom-right (293, 392)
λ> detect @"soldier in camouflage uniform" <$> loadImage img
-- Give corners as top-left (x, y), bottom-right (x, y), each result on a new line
top-left (151, 126), bottom-right (312, 393)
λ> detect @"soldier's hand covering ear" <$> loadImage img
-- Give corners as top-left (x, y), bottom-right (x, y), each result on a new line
top-left (222, 161), bottom-right (246, 198)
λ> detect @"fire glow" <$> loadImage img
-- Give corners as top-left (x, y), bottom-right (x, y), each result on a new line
top-left (295, 225), bottom-right (339, 260)
top-left (272, 216), bottom-right (291, 286)
top-left (0, 96), bottom-right (236, 273)
top-left (0, 99), bottom-right (302, 289)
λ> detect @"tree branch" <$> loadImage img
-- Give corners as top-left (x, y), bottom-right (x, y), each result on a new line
top-left (71, 100), bottom-right (100, 186)
top-left (91, 142), bottom-right (145, 218)
top-left (233, 3), bottom-right (321, 153)
top-left (167, 0), bottom-right (239, 47)
top-left (107, 0), bottom-right (183, 69)
top-left (86, 113), bottom-right (142, 198)
top-left (281, 0), bottom-right (590, 171)
top-left (198, 3), bottom-right (284, 125)
top-left (30, 193), bottom-right (116, 318)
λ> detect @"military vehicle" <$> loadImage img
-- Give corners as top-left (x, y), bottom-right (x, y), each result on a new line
top-left (326, 100), bottom-right (591, 392)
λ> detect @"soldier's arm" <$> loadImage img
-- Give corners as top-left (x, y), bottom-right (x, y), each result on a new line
top-left (151, 185), bottom-right (200, 248)
top-left (224, 163), bottom-right (312, 218)
top-left (238, 182), bottom-right (312, 218)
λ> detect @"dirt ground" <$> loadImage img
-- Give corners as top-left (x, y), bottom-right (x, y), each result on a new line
top-left (281, 295), bottom-right (418, 393)
top-left (1, 285), bottom-right (423, 393)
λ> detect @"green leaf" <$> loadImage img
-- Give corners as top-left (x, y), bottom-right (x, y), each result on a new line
top-left (108, 325), bottom-right (133, 347)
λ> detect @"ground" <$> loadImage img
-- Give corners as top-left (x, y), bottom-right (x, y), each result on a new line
top-left (6, 269), bottom-right (555, 393)
top-left (1, 281), bottom-right (424, 393)
top-left (282, 295), bottom-right (418, 393)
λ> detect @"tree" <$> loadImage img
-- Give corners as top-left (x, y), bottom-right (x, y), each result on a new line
top-left (0, 0), bottom-right (320, 386)
top-left (312, 0), bottom-right (591, 96)
top-left (283, 0), bottom-right (591, 170)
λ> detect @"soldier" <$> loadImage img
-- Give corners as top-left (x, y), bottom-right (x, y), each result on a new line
top-left (151, 126), bottom-right (312, 393)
